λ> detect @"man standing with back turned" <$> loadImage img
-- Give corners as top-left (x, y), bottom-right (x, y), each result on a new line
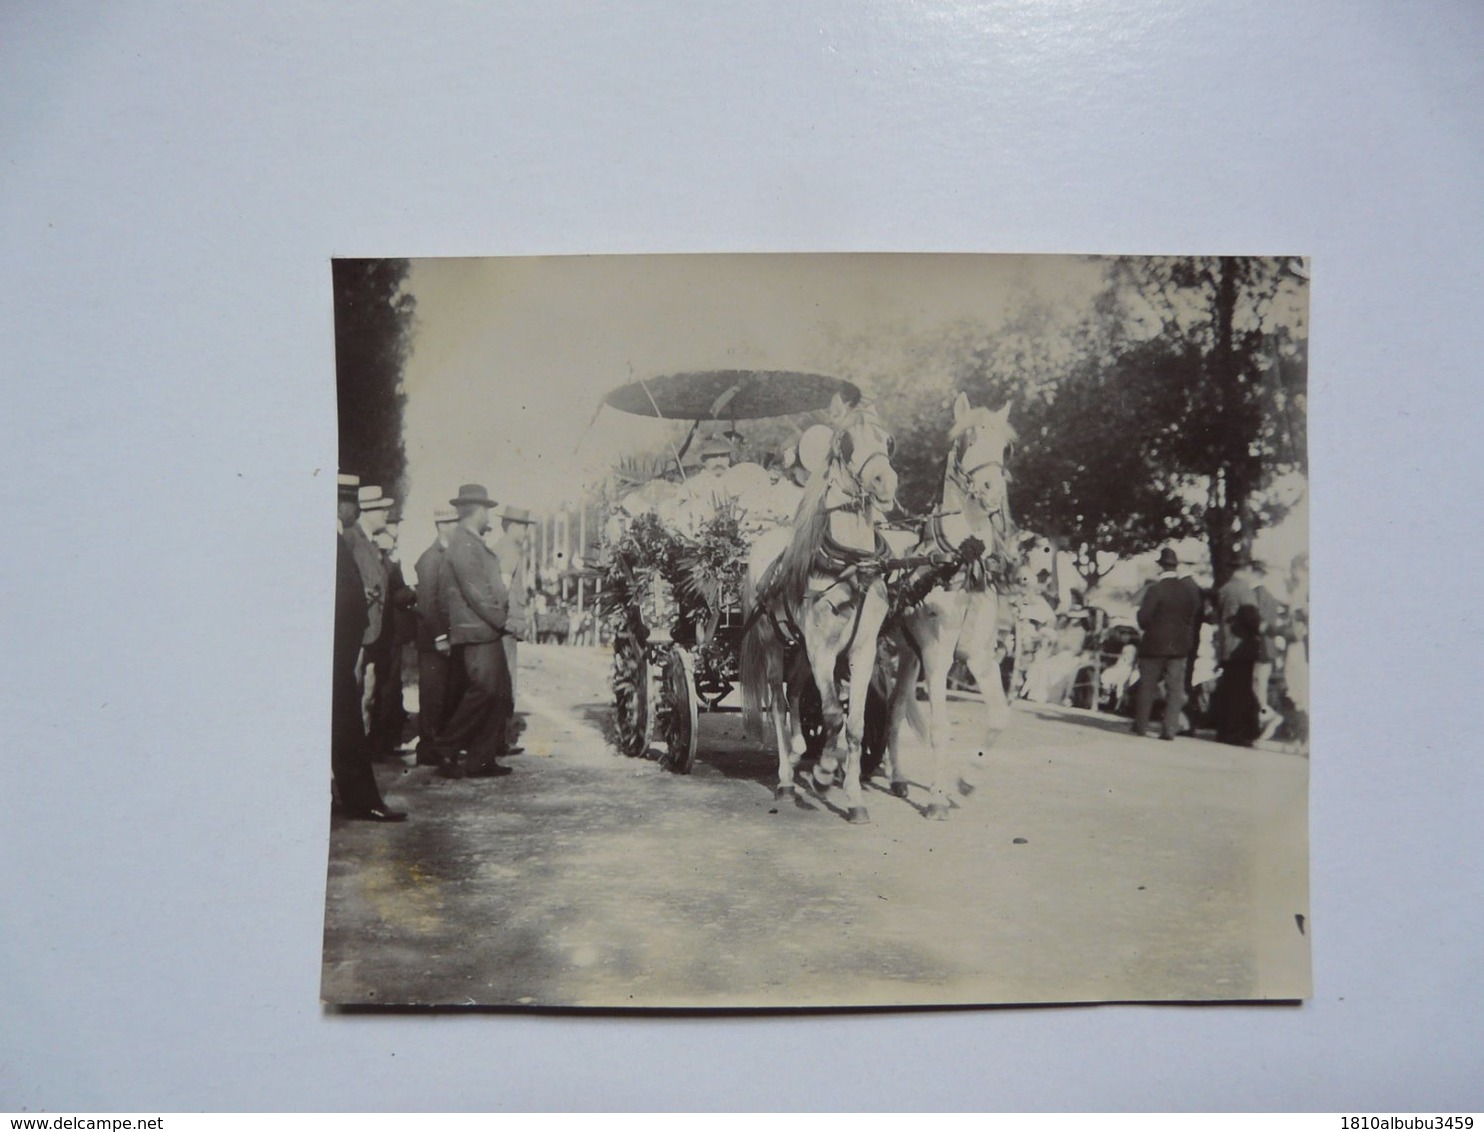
top-left (1134, 547), bottom-right (1203, 741)
top-left (413, 506), bottom-right (461, 766)
top-left (434, 484), bottom-right (515, 779)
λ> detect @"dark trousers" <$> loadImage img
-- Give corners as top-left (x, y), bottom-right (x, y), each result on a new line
top-left (366, 641), bottom-right (408, 756)
top-left (434, 640), bottom-right (513, 770)
top-left (332, 649), bottom-right (385, 813)
top-left (1135, 656), bottom-right (1188, 738)
top-left (417, 648), bottom-right (466, 754)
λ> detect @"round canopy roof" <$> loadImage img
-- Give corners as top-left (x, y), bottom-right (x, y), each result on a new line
top-left (602, 369), bottom-right (860, 421)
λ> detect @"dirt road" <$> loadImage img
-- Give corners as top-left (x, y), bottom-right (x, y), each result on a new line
top-left (321, 643), bottom-right (1309, 1008)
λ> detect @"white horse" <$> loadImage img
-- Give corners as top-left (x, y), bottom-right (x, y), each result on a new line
top-left (883, 393), bottom-right (1017, 819)
top-left (739, 395), bottom-right (899, 824)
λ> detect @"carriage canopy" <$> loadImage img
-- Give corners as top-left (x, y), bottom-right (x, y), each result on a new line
top-left (603, 370), bottom-right (861, 421)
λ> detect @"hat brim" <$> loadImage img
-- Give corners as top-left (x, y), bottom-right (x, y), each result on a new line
top-left (450, 496), bottom-right (497, 508)
top-left (360, 499), bottom-right (394, 511)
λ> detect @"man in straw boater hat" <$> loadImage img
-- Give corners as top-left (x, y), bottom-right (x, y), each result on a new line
top-left (697, 434), bottom-right (734, 479)
top-left (331, 474), bottom-right (405, 821)
top-left (349, 485), bottom-right (397, 740)
top-left (431, 484), bottom-right (516, 778)
top-left (412, 506), bottom-right (463, 766)
top-left (491, 505), bottom-right (537, 755)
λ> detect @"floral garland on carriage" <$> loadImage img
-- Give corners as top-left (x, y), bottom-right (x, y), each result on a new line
top-left (595, 494), bottom-right (751, 758)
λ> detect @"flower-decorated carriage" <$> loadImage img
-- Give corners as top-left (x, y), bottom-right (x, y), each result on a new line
top-left (594, 369), bottom-right (868, 774)
top-left (596, 373), bottom-right (1025, 824)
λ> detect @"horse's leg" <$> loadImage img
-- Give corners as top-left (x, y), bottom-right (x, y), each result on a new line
top-left (921, 596), bottom-right (967, 820)
top-left (960, 592), bottom-right (1011, 800)
top-left (884, 624), bottom-right (922, 801)
top-left (837, 584), bottom-right (889, 824)
top-left (803, 599), bottom-right (848, 793)
top-left (769, 668), bottom-right (796, 800)
top-left (785, 651), bottom-right (809, 759)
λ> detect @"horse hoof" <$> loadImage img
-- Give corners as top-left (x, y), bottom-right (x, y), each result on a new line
top-left (775, 784), bottom-right (796, 801)
top-left (890, 781), bottom-right (910, 800)
top-left (957, 778), bottom-right (976, 798)
top-left (847, 807), bottom-right (871, 825)
top-left (812, 765), bottom-right (835, 788)
top-left (926, 803), bottom-right (950, 821)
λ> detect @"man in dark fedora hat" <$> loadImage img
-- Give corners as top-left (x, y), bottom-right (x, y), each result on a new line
top-left (433, 484), bottom-right (515, 778)
top-left (331, 474), bottom-right (405, 821)
top-left (1133, 546), bottom-right (1203, 740)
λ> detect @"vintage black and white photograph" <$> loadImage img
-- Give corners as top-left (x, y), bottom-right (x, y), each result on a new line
top-left (322, 253), bottom-right (1310, 1009)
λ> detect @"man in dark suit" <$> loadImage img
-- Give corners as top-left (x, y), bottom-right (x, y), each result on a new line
top-left (413, 506), bottom-right (461, 765)
top-left (367, 516), bottom-right (415, 760)
top-left (343, 484), bottom-right (390, 733)
top-left (433, 484), bottom-right (515, 779)
top-left (1134, 547), bottom-right (1204, 740)
top-left (332, 474), bottom-right (405, 821)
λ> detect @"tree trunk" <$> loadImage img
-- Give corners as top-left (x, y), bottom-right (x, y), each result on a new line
top-left (1205, 257), bottom-right (1245, 588)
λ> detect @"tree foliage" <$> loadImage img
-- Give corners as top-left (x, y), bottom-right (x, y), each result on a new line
top-left (1011, 339), bottom-right (1204, 586)
top-left (333, 259), bottom-right (416, 500)
top-left (850, 257), bottom-right (1308, 590)
top-left (1106, 255), bottom-right (1308, 584)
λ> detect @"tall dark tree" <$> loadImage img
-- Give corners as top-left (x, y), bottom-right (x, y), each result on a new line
top-left (1109, 255), bottom-right (1308, 585)
top-left (333, 259), bottom-right (416, 498)
top-left (1011, 340), bottom-right (1203, 591)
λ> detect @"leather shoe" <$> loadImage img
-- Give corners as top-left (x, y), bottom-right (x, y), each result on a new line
top-left (349, 805), bottom-right (407, 822)
top-left (503, 746), bottom-right (526, 757)
top-left (465, 762), bottom-right (513, 778)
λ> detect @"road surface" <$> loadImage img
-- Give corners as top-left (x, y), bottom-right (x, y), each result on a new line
top-left (321, 643), bottom-right (1309, 1008)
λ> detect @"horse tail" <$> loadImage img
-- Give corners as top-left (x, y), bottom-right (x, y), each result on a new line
top-left (738, 559), bottom-right (781, 742)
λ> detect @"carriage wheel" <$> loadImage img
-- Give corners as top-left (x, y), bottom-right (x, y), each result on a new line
top-left (660, 647), bottom-right (700, 775)
top-left (612, 628), bottom-right (652, 759)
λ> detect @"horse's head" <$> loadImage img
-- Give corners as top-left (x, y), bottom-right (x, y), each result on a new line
top-left (948, 392), bottom-right (1015, 515)
top-left (826, 392), bottom-right (898, 512)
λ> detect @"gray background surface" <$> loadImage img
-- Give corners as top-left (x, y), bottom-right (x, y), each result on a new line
top-left (2, 1), bottom-right (1481, 1112)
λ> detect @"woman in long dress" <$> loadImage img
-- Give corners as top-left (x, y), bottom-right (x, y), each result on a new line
top-left (1211, 604), bottom-right (1263, 746)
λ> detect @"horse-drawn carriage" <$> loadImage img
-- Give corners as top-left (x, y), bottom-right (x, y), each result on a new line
top-left (596, 369), bottom-right (863, 775)
top-left (596, 369), bottom-right (1021, 823)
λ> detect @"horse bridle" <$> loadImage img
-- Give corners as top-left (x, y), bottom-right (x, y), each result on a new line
top-left (949, 431), bottom-right (1008, 513)
top-left (827, 420), bottom-right (895, 514)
